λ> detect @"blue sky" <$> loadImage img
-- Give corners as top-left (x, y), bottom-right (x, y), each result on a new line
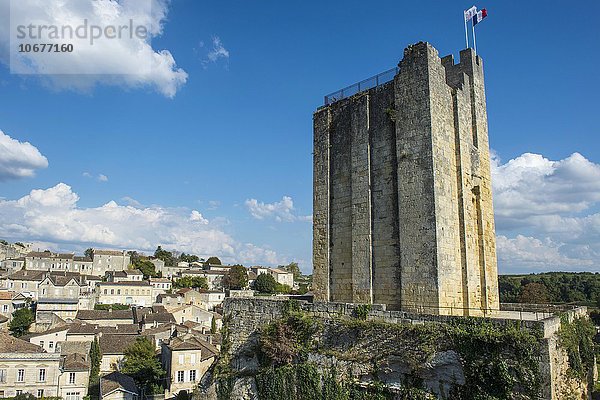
top-left (0, 0), bottom-right (599, 274)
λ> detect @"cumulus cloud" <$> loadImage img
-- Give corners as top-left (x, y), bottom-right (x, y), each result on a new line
top-left (492, 152), bottom-right (600, 272)
top-left (0, 129), bottom-right (48, 181)
top-left (98, 174), bottom-right (108, 182)
top-left (0, 183), bottom-right (285, 266)
top-left (1, 0), bottom-right (187, 97)
top-left (245, 196), bottom-right (311, 222)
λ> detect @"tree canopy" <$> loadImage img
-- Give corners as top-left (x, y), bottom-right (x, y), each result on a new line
top-left (173, 276), bottom-right (208, 290)
top-left (255, 273), bottom-right (278, 294)
top-left (154, 246), bottom-right (176, 267)
top-left (206, 256), bottom-right (222, 265)
top-left (224, 265), bottom-right (248, 290)
top-left (282, 262), bottom-right (302, 280)
top-left (9, 308), bottom-right (34, 337)
top-left (121, 337), bottom-right (166, 395)
top-left (84, 248), bottom-right (93, 259)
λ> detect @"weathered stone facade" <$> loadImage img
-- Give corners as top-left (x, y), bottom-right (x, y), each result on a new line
top-left (313, 42), bottom-right (499, 314)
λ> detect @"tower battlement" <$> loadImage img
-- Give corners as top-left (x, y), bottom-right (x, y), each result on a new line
top-left (312, 42), bottom-right (499, 315)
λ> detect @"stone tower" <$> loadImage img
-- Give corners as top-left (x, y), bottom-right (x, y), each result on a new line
top-left (312, 42), bottom-right (499, 315)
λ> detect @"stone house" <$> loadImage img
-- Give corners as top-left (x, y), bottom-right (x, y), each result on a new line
top-left (178, 270), bottom-right (226, 291)
top-left (0, 257), bottom-right (25, 275)
top-left (98, 334), bottom-right (141, 373)
top-left (0, 331), bottom-right (62, 398)
top-left (96, 281), bottom-right (153, 307)
top-left (161, 335), bottom-right (218, 398)
top-left (24, 325), bottom-right (70, 353)
top-left (100, 371), bottom-right (139, 400)
top-left (66, 323), bottom-right (140, 342)
top-left (2, 269), bottom-right (45, 298)
top-left (166, 304), bottom-right (222, 330)
top-left (150, 277), bottom-right (172, 299)
top-left (249, 266), bottom-right (294, 288)
top-left (25, 252), bottom-right (75, 272)
top-left (197, 290), bottom-right (225, 311)
top-left (157, 293), bottom-right (185, 307)
top-left (0, 291), bottom-right (15, 321)
top-left (90, 250), bottom-right (131, 277)
top-left (107, 270), bottom-right (143, 283)
top-left (58, 353), bottom-right (91, 400)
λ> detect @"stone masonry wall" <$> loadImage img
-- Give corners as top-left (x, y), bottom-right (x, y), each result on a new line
top-left (312, 42), bottom-right (500, 314)
top-left (217, 298), bottom-right (592, 400)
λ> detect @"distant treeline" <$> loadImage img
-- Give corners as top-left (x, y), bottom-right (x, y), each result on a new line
top-left (499, 272), bottom-right (600, 307)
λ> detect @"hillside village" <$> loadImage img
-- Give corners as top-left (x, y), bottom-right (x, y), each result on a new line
top-left (0, 240), bottom-right (302, 400)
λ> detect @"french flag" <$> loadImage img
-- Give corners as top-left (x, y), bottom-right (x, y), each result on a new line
top-left (473, 9), bottom-right (488, 26)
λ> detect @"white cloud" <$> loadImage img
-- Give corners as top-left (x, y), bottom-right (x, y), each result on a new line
top-left (492, 152), bottom-right (600, 272)
top-left (190, 210), bottom-right (208, 225)
top-left (0, 0), bottom-right (187, 97)
top-left (207, 36), bottom-right (229, 62)
top-left (0, 129), bottom-right (48, 181)
top-left (0, 183), bottom-right (286, 266)
top-left (98, 174), bottom-right (109, 182)
top-left (245, 196), bottom-right (311, 222)
top-left (82, 172), bottom-right (92, 178)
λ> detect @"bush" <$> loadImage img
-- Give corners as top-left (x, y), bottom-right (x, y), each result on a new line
top-left (255, 273), bottom-right (278, 294)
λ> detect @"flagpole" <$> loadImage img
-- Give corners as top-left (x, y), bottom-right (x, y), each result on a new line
top-left (472, 22), bottom-right (477, 54)
top-left (464, 16), bottom-right (469, 48)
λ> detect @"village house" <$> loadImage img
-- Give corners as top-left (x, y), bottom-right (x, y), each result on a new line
top-left (157, 293), bottom-right (185, 307)
top-left (0, 257), bottom-right (25, 275)
top-left (99, 334), bottom-right (153, 373)
top-left (24, 325), bottom-right (70, 353)
top-left (197, 290), bottom-right (226, 311)
top-left (249, 266), bottom-right (294, 288)
top-left (178, 269), bottom-right (226, 291)
top-left (166, 304), bottom-right (222, 331)
top-left (0, 291), bottom-right (15, 321)
top-left (96, 281), bottom-right (153, 307)
top-left (91, 250), bottom-right (131, 276)
top-left (58, 353), bottom-right (91, 400)
top-left (106, 270), bottom-right (143, 283)
top-left (0, 331), bottom-right (62, 398)
top-left (150, 277), bottom-right (172, 299)
top-left (100, 371), bottom-right (139, 400)
top-left (25, 252), bottom-right (75, 272)
top-left (161, 334), bottom-right (218, 398)
top-left (2, 269), bottom-right (45, 299)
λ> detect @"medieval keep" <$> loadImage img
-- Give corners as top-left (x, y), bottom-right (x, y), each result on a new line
top-left (312, 42), bottom-right (499, 315)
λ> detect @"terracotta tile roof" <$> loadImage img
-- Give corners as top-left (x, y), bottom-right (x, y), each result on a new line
top-left (100, 372), bottom-right (138, 397)
top-left (0, 331), bottom-right (43, 353)
top-left (99, 334), bottom-right (154, 355)
top-left (0, 291), bottom-right (15, 300)
top-left (93, 250), bottom-right (126, 256)
top-left (166, 335), bottom-right (219, 360)
top-left (68, 323), bottom-right (140, 335)
top-left (8, 269), bottom-right (46, 281)
top-left (73, 256), bottom-right (92, 262)
top-left (58, 341), bottom-right (92, 355)
top-left (143, 313), bottom-right (175, 325)
top-left (22, 325), bottom-right (69, 338)
top-left (61, 353), bottom-right (90, 371)
top-left (126, 269), bottom-right (143, 275)
top-left (97, 281), bottom-right (151, 287)
top-left (76, 309), bottom-right (133, 321)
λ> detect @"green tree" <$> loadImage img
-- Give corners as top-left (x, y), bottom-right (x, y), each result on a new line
top-left (88, 337), bottom-right (101, 399)
top-left (518, 282), bottom-right (550, 304)
top-left (224, 265), bottom-right (248, 290)
top-left (121, 337), bottom-right (166, 395)
top-left (173, 276), bottom-right (208, 290)
top-left (283, 262), bottom-right (302, 280)
top-left (154, 246), bottom-right (176, 267)
top-left (135, 260), bottom-right (159, 280)
top-left (9, 308), bottom-right (34, 337)
top-left (211, 316), bottom-right (217, 334)
top-left (179, 253), bottom-right (200, 263)
top-left (84, 248), bottom-right (94, 259)
top-left (127, 250), bottom-right (141, 266)
top-left (206, 256), bottom-right (222, 265)
top-left (255, 273), bottom-right (277, 294)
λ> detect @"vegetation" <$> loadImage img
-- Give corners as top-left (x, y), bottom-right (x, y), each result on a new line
top-left (249, 306), bottom-right (545, 400)
top-left (84, 248), bottom-right (93, 259)
top-left (94, 303), bottom-right (130, 311)
top-left (224, 265), bottom-right (248, 290)
top-left (88, 337), bottom-right (101, 400)
top-left (121, 337), bottom-right (166, 395)
top-left (281, 262), bottom-right (302, 280)
top-left (206, 256), bottom-right (222, 265)
top-left (154, 246), bottom-right (177, 267)
top-left (499, 272), bottom-right (600, 306)
top-left (173, 276), bottom-right (208, 290)
top-left (9, 308), bottom-right (34, 337)
top-left (557, 316), bottom-right (597, 380)
top-left (179, 252), bottom-right (200, 263)
top-left (211, 316), bottom-right (218, 334)
top-left (255, 273), bottom-right (278, 294)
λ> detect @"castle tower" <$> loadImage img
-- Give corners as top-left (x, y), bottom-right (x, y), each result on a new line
top-left (312, 42), bottom-right (499, 315)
